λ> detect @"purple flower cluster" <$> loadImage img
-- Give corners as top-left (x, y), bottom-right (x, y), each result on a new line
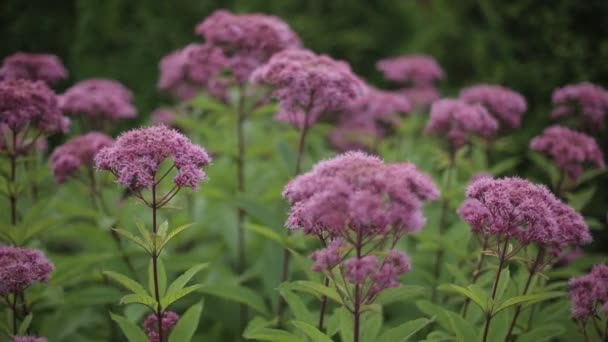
top-left (0, 52), bottom-right (67, 85)
top-left (0, 247), bottom-right (54, 295)
top-left (459, 84), bottom-right (527, 129)
top-left (330, 86), bottom-right (411, 151)
top-left (284, 152), bottom-right (436, 300)
top-left (458, 177), bottom-right (591, 254)
top-left (50, 132), bottom-right (113, 183)
top-left (95, 125), bottom-right (211, 191)
top-left (158, 43), bottom-right (228, 100)
top-left (530, 125), bottom-right (605, 181)
top-left (551, 82), bottom-right (608, 128)
top-left (251, 49), bottom-right (364, 129)
top-left (0, 79), bottom-right (67, 134)
top-left (425, 99), bottom-right (498, 148)
top-left (569, 264), bottom-right (608, 320)
top-left (150, 108), bottom-right (178, 127)
top-left (144, 311), bottom-right (179, 342)
top-left (376, 55), bottom-right (444, 86)
top-left (195, 9), bottom-right (301, 84)
top-left (59, 79), bottom-right (136, 121)
top-left (401, 87), bottom-right (440, 110)
top-left (12, 337), bottom-right (47, 342)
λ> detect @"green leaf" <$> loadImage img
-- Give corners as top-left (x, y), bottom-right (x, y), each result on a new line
top-left (280, 281), bottom-right (342, 304)
top-left (495, 268), bottom-right (510, 301)
top-left (119, 294), bottom-right (158, 309)
top-left (135, 221), bottom-right (153, 247)
top-left (244, 328), bottom-right (302, 342)
top-left (517, 323), bottom-right (566, 342)
top-left (157, 224), bottom-right (192, 253)
top-left (291, 320), bottom-right (333, 342)
top-left (114, 228), bottom-right (152, 254)
top-left (166, 263), bottom-right (208, 297)
top-left (158, 220), bottom-right (169, 239)
top-left (493, 292), bottom-right (565, 315)
top-left (148, 259), bottom-right (167, 298)
top-left (489, 157), bottom-right (519, 176)
top-left (338, 307), bottom-right (353, 342)
top-left (375, 285), bottom-right (427, 305)
top-left (376, 317), bottom-right (434, 342)
top-left (110, 313), bottom-right (148, 342)
top-left (447, 311), bottom-right (478, 342)
top-left (103, 271), bottom-right (148, 296)
top-left (246, 222), bottom-right (286, 247)
top-left (566, 186), bottom-right (596, 211)
top-left (360, 308), bottom-right (383, 342)
top-left (415, 300), bottom-right (451, 331)
top-left (280, 289), bottom-right (315, 324)
top-left (17, 313), bottom-right (33, 335)
top-left (168, 301), bottom-right (204, 342)
top-left (438, 284), bottom-right (487, 312)
top-left (160, 284), bottom-right (204, 310)
top-left (200, 284), bottom-right (269, 316)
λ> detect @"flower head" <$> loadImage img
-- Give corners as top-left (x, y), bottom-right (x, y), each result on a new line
top-left (569, 264), bottom-right (608, 321)
top-left (425, 99), bottom-right (498, 148)
top-left (196, 10), bottom-right (301, 84)
top-left (50, 132), bottom-right (113, 183)
top-left (0, 247), bottom-right (54, 295)
top-left (401, 86), bottom-right (440, 110)
top-left (376, 55), bottom-right (444, 86)
top-left (311, 240), bottom-right (344, 272)
top-left (144, 311), bottom-right (179, 342)
top-left (0, 79), bottom-right (67, 134)
top-left (1, 52), bottom-right (67, 85)
top-left (59, 79), bottom-right (136, 121)
top-left (150, 108), bottom-right (178, 127)
top-left (252, 49), bottom-right (364, 129)
top-left (458, 177), bottom-right (591, 253)
top-left (551, 82), bottom-right (608, 128)
top-left (95, 125), bottom-right (211, 191)
top-left (530, 125), bottom-right (604, 180)
top-left (459, 84), bottom-right (527, 129)
top-left (158, 43), bottom-right (228, 100)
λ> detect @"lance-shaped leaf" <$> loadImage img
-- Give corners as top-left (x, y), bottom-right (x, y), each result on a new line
top-left (103, 271), bottom-right (149, 296)
top-left (157, 223), bottom-right (192, 254)
top-left (168, 301), bottom-right (204, 342)
top-left (438, 284), bottom-right (489, 312)
top-left (291, 320), bottom-right (333, 342)
top-left (160, 284), bottom-right (204, 310)
top-left (280, 280), bottom-right (342, 304)
top-left (377, 317), bottom-right (434, 342)
top-left (110, 313), bottom-right (148, 342)
top-left (120, 294), bottom-right (158, 310)
top-left (493, 291), bottom-right (565, 315)
top-left (166, 263), bottom-right (209, 297)
top-left (113, 228), bottom-right (152, 254)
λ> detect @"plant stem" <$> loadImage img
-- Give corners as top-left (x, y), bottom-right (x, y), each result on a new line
top-left (505, 247), bottom-right (544, 340)
top-left (12, 294), bottom-right (18, 334)
top-left (353, 230), bottom-right (363, 342)
top-left (9, 130), bottom-right (18, 226)
top-left (318, 277), bottom-right (330, 331)
top-left (277, 110), bottom-right (311, 324)
top-left (151, 184), bottom-right (165, 342)
top-left (235, 86), bottom-right (248, 334)
top-left (462, 236), bottom-right (489, 317)
top-left (482, 238), bottom-right (509, 342)
top-left (431, 150), bottom-right (455, 302)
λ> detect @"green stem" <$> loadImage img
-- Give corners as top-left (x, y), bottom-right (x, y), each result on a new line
top-left (482, 238), bottom-right (509, 342)
top-left (462, 236), bottom-right (489, 317)
top-left (235, 86), bottom-right (248, 335)
top-left (9, 130), bottom-right (18, 226)
top-left (151, 184), bottom-right (165, 342)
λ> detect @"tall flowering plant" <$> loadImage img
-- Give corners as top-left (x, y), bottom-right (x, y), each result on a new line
top-left (283, 152), bottom-right (439, 340)
top-left (95, 125), bottom-right (211, 342)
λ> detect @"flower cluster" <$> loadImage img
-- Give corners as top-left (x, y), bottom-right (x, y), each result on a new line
top-left (251, 49), bottom-right (364, 129)
top-left (376, 55), bottom-right (444, 86)
top-left (0, 79), bottom-right (67, 134)
top-left (59, 79), bottom-right (136, 121)
top-left (569, 264), bottom-right (608, 320)
top-left (0, 52), bottom-right (67, 85)
top-left (425, 99), bottom-right (498, 148)
top-left (551, 82), bottom-right (608, 128)
top-left (530, 125), bottom-right (605, 181)
top-left (150, 108), bottom-right (178, 127)
top-left (284, 152), bottom-right (437, 301)
top-left (195, 9), bottom-right (301, 84)
top-left (144, 311), bottom-right (179, 342)
top-left (158, 43), bottom-right (228, 100)
top-left (0, 247), bottom-right (54, 295)
top-left (401, 87), bottom-right (440, 110)
top-left (458, 177), bottom-right (592, 254)
top-left (95, 125), bottom-right (211, 191)
top-left (50, 132), bottom-right (113, 183)
top-left (330, 86), bottom-right (411, 151)
top-left (459, 84), bottom-right (527, 129)
top-left (12, 337), bottom-right (47, 342)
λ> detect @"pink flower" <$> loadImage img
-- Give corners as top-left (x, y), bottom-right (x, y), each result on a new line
top-left (59, 79), bottom-right (136, 121)
top-left (144, 311), bottom-right (179, 342)
top-left (311, 240), bottom-right (344, 272)
top-left (196, 10), bottom-right (301, 84)
top-left (0, 247), bottom-right (54, 295)
top-left (551, 82), bottom-right (608, 128)
top-left (0, 79), bottom-right (67, 134)
top-left (150, 108), bottom-right (178, 127)
top-left (251, 49), bottom-right (365, 129)
top-left (425, 99), bottom-right (498, 148)
top-left (376, 55), bottom-right (444, 86)
top-left (0, 52), bottom-right (67, 86)
top-left (458, 177), bottom-right (591, 252)
top-left (530, 125), bottom-right (604, 180)
top-left (344, 256), bottom-right (379, 284)
top-left (460, 84), bottom-right (527, 129)
top-left (401, 86), bottom-right (440, 110)
top-left (50, 132), bottom-right (113, 183)
top-left (569, 264), bottom-right (608, 321)
top-left (95, 125), bottom-right (211, 191)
